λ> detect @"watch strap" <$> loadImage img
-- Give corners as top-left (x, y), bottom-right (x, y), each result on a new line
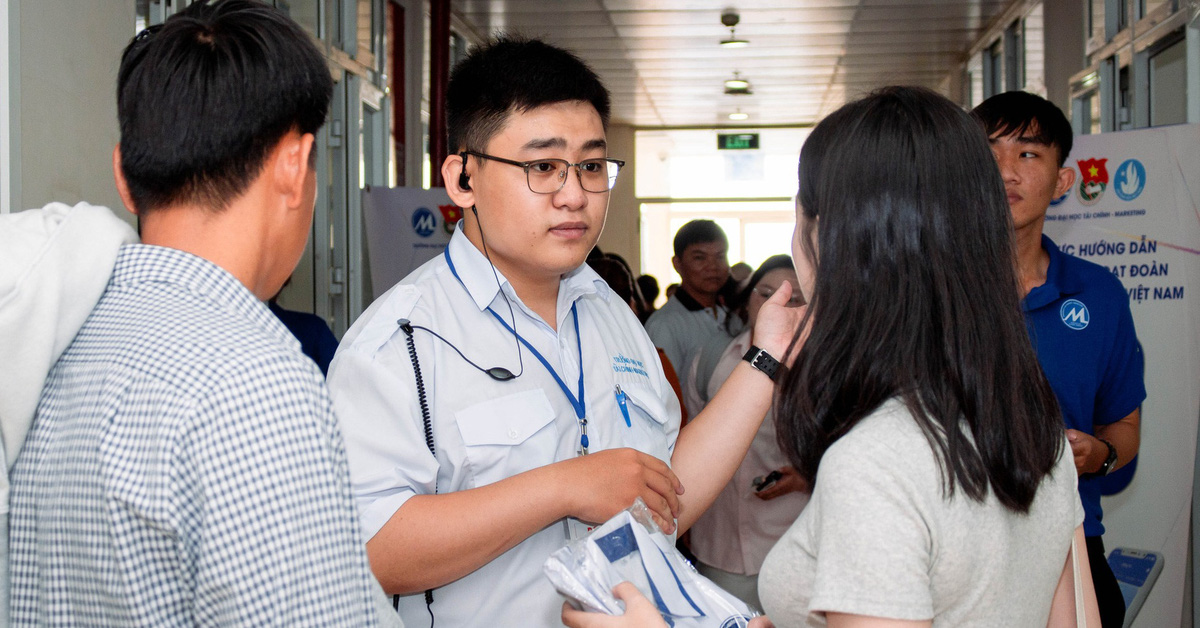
top-left (743, 345), bottom-right (783, 382)
top-left (1097, 439), bottom-right (1118, 475)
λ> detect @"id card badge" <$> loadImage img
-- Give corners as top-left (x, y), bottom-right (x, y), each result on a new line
top-left (565, 517), bottom-right (596, 541)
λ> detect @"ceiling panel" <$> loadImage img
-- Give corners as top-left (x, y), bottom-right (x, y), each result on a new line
top-left (452, 0), bottom-right (1011, 127)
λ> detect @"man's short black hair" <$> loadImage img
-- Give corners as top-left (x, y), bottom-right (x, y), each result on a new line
top-left (446, 36), bottom-right (611, 153)
top-left (117, 0), bottom-right (333, 214)
top-left (673, 219), bottom-right (728, 259)
top-left (972, 91), bottom-right (1073, 167)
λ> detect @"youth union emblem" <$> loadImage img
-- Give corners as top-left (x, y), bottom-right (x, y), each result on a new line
top-left (1076, 158), bottom-right (1108, 206)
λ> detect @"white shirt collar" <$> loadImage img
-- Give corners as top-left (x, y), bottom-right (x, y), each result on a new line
top-left (444, 225), bottom-right (611, 317)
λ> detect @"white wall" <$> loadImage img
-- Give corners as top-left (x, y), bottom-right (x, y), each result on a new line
top-left (13, 0), bottom-right (133, 227)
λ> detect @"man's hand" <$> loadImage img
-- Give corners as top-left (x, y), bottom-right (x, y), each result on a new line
top-left (754, 466), bottom-right (809, 501)
top-left (556, 448), bottom-right (684, 533)
top-left (561, 582), bottom-right (667, 628)
top-left (1066, 429), bottom-right (1106, 475)
top-left (751, 282), bottom-right (806, 365)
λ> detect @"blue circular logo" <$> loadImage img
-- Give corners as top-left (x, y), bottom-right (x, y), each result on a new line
top-left (720, 616), bottom-right (752, 628)
top-left (412, 207), bottom-right (437, 238)
top-left (1113, 159), bottom-right (1146, 201)
top-left (1059, 299), bottom-right (1090, 330)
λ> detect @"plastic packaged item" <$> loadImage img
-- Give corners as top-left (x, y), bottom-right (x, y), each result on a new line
top-left (544, 498), bottom-right (757, 628)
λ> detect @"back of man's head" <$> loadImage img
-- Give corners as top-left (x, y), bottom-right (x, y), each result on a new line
top-left (117, 0), bottom-right (333, 215)
top-left (972, 91), bottom-right (1073, 167)
top-left (446, 36), bottom-right (611, 153)
top-left (673, 219), bottom-right (728, 259)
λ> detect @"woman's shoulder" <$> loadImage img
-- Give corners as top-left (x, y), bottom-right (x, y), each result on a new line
top-left (819, 399), bottom-right (939, 482)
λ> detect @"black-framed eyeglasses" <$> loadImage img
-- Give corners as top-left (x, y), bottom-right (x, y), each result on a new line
top-left (461, 151), bottom-right (625, 194)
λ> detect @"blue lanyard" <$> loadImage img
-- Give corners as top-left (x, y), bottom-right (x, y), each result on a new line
top-left (443, 247), bottom-right (590, 451)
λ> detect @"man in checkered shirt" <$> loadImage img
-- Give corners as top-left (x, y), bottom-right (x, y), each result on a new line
top-left (7, 1), bottom-right (396, 625)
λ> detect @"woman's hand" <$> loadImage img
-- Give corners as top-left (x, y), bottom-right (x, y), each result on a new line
top-left (561, 582), bottom-right (667, 628)
top-left (751, 282), bottom-right (807, 365)
top-left (754, 466), bottom-right (809, 501)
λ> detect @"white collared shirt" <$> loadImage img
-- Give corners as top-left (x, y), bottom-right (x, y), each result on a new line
top-left (328, 228), bottom-right (681, 628)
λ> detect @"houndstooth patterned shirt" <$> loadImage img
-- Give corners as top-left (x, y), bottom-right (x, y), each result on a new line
top-left (9, 244), bottom-right (386, 626)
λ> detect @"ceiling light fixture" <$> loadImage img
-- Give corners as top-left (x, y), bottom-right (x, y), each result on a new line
top-left (728, 109), bottom-right (749, 121)
top-left (724, 71), bottom-right (751, 93)
top-left (720, 10), bottom-right (749, 48)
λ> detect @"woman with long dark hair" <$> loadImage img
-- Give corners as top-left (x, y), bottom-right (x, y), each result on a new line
top-left (757, 86), bottom-right (1097, 626)
top-left (564, 86), bottom-right (1098, 628)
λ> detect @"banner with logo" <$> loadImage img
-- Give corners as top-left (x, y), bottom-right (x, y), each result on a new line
top-left (361, 186), bottom-right (459, 297)
top-left (1044, 124), bottom-right (1200, 627)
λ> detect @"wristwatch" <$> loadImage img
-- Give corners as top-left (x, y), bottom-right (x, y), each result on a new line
top-left (742, 345), bottom-right (784, 382)
top-left (1096, 439), bottom-right (1118, 476)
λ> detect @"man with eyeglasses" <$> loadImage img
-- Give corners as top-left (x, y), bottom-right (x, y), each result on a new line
top-left (327, 36), bottom-right (800, 627)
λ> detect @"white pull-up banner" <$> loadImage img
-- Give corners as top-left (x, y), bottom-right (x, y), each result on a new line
top-left (361, 186), bottom-right (457, 297)
top-left (1044, 124), bottom-right (1200, 628)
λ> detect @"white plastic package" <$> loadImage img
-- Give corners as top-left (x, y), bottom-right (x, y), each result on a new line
top-left (544, 498), bottom-right (757, 628)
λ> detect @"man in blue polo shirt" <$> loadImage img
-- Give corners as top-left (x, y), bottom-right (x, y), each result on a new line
top-left (974, 91), bottom-right (1145, 628)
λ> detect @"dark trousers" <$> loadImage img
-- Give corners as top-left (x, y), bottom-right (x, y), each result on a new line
top-left (1086, 535), bottom-right (1127, 628)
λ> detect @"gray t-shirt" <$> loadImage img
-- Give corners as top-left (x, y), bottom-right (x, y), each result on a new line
top-left (758, 399), bottom-right (1083, 627)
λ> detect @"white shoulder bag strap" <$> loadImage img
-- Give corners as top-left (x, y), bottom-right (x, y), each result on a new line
top-left (1073, 532), bottom-right (1088, 627)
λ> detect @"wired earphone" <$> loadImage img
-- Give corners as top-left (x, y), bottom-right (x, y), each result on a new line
top-left (393, 166), bottom-right (527, 626)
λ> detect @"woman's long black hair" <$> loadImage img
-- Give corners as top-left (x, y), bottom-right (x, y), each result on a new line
top-left (776, 86), bottom-right (1063, 513)
top-left (724, 254), bottom-right (796, 334)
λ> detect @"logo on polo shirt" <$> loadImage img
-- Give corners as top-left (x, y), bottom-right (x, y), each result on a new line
top-left (412, 207), bottom-right (437, 237)
top-left (720, 616), bottom-right (752, 628)
top-left (1060, 299), bottom-right (1090, 330)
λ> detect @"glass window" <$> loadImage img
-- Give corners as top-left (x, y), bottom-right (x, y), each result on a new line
top-left (278, 0), bottom-right (321, 38)
top-left (985, 41), bottom-right (1003, 97)
top-left (1089, 0), bottom-right (1106, 41)
top-left (1004, 20), bottom-right (1023, 92)
top-left (356, 0), bottom-right (375, 66)
top-left (1023, 3), bottom-right (1046, 96)
top-left (1150, 37), bottom-right (1186, 126)
top-left (967, 52), bottom-right (984, 108)
top-left (1141, 0), bottom-right (1171, 18)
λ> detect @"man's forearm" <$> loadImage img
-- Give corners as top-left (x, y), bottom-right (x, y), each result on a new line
top-left (366, 465), bottom-right (569, 594)
top-left (671, 361), bottom-right (775, 533)
top-left (1094, 408), bottom-right (1140, 472)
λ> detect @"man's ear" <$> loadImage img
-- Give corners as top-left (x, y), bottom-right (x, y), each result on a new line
top-left (441, 153), bottom-right (474, 208)
top-left (1055, 165), bottom-right (1075, 198)
top-left (112, 146), bottom-right (138, 216)
top-left (671, 255), bottom-right (682, 276)
top-left (273, 130), bottom-right (314, 209)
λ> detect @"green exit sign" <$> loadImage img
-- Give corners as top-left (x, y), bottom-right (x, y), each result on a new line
top-left (717, 133), bottom-right (759, 150)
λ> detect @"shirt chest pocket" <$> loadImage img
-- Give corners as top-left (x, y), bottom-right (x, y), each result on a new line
top-left (617, 383), bottom-right (673, 461)
top-left (454, 389), bottom-right (559, 488)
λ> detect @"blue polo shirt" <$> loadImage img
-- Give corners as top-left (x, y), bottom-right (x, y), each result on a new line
top-left (1023, 235), bottom-right (1145, 537)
